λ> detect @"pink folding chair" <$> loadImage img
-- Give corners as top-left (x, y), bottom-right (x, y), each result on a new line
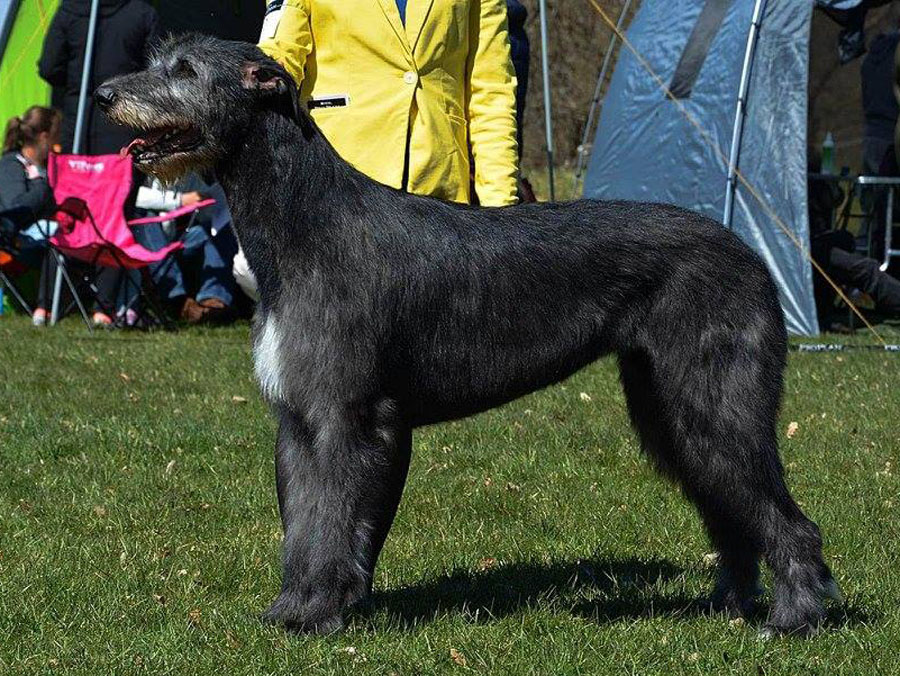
top-left (47, 152), bottom-right (215, 328)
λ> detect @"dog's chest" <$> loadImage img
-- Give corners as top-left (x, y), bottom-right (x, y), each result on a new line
top-left (253, 313), bottom-right (285, 402)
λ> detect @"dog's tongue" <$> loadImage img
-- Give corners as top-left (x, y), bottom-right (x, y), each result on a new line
top-left (120, 128), bottom-right (171, 158)
top-left (120, 137), bottom-right (147, 158)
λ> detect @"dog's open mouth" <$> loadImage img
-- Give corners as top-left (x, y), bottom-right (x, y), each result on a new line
top-left (120, 125), bottom-right (203, 163)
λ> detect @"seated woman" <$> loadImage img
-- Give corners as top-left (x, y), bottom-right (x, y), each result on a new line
top-left (808, 160), bottom-right (900, 324)
top-left (133, 174), bottom-right (239, 324)
top-left (0, 106), bottom-right (61, 326)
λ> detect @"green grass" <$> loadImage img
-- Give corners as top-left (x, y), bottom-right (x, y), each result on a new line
top-left (0, 316), bottom-right (898, 675)
top-left (523, 166), bottom-right (579, 203)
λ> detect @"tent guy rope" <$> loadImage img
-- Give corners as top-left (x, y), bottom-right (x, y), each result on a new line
top-left (588, 0), bottom-right (887, 346)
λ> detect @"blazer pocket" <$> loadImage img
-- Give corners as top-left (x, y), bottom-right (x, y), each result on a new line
top-left (446, 112), bottom-right (469, 154)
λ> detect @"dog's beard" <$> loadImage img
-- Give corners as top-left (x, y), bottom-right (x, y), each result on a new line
top-left (136, 151), bottom-right (215, 185)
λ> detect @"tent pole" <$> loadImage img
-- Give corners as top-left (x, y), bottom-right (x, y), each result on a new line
top-left (722, 0), bottom-right (767, 229)
top-left (573, 0), bottom-right (633, 196)
top-left (52, 0), bottom-right (100, 326)
top-left (72, 0), bottom-right (100, 155)
top-left (538, 0), bottom-right (555, 201)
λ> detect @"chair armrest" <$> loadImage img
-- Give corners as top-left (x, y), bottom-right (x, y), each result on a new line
top-left (126, 198), bottom-right (216, 226)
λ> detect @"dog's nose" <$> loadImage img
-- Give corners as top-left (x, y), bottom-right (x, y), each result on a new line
top-left (94, 85), bottom-right (117, 109)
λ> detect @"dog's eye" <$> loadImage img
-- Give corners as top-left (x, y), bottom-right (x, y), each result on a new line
top-left (172, 60), bottom-right (195, 79)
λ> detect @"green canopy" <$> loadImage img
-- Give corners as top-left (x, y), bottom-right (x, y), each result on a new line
top-left (0, 0), bottom-right (60, 126)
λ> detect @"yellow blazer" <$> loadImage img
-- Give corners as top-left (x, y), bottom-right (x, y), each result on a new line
top-left (259, 0), bottom-right (519, 206)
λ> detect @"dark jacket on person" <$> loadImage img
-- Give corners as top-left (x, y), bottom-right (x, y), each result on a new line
top-left (506, 0), bottom-right (529, 155)
top-left (0, 152), bottom-right (55, 222)
top-left (38, 0), bottom-right (159, 155)
top-left (861, 31), bottom-right (900, 141)
top-left (894, 38), bottom-right (900, 163)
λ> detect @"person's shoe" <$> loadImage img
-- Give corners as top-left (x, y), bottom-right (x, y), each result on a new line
top-left (179, 297), bottom-right (205, 323)
top-left (116, 307), bottom-right (140, 327)
top-left (32, 308), bottom-right (47, 327)
top-left (197, 297), bottom-right (231, 323)
top-left (92, 311), bottom-right (113, 327)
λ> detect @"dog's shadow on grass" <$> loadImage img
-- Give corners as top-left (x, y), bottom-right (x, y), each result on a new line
top-left (369, 556), bottom-right (872, 631)
top-left (371, 556), bottom-right (697, 628)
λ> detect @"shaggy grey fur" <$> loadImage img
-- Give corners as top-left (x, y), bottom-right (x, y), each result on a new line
top-left (96, 33), bottom-right (840, 636)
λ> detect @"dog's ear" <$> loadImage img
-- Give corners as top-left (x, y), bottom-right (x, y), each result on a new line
top-left (241, 62), bottom-right (313, 139)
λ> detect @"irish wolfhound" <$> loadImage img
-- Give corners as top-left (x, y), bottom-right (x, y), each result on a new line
top-left (96, 34), bottom-right (840, 636)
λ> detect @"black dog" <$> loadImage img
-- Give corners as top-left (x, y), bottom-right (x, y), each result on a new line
top-left (96, 34), bottom-right (840, 636)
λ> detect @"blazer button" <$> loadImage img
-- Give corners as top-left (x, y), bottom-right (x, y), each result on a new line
top-left (403, 71), bottom-right (418, 85)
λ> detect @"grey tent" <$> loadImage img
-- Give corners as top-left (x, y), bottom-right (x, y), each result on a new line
top-left (583, 0), bottom-right (880, 336)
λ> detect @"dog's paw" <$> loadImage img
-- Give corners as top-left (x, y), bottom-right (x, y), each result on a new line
top-left (760, 573), bottom-right (840, 639)
top-left (822, 576), bottom-right (844, 604)
top-left (262, 592), bottom-right (344, 635)
top-left (708, 577), bottom-right (763, 619)
top-left (708, 590), bottom-right (760, 620)
top-left (761, 600), bottom-right (827, 639)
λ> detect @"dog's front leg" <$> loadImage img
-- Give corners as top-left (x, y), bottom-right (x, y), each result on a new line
top-left (264, 404), bottom-right (409, 633)
top-left (364, 425), bottom-right (412, 586)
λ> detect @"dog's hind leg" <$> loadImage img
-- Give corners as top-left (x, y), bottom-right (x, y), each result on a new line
top-left (265, 401), bottom-right (409, 633)
top-left (618, 340), bottom-right (837, 636)
top-left (619, 350), bottom-right (763, 618)
top-left (757, 488), bottom-right (841, 636)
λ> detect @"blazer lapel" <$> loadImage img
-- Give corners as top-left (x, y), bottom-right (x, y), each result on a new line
top-left (405, 0), bottom-right (436, 55)
top-left (375, 0), bottom-right (412, 55)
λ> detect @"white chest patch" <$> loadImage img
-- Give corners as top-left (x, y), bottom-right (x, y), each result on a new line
top-left (254, 314), bottom-right (284, 401)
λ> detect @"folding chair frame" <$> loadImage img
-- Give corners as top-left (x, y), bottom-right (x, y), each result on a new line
top-left (50, 196), bottom-right (207, 330)
top-left (48, 248), bottom-right (95, 331)
top-left (1, 205), bottom-right (93, 328)
top-left (0, 267), bottom-right (32, 315)
top-left (0, 208), bottom-right (33, 315)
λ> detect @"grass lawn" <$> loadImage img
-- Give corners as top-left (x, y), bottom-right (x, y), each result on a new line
top-left (0, 315), bottom-right (898, 675)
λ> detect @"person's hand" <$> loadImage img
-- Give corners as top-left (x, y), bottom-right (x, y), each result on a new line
top-left (25, 164), bottom-right (43, 180)
top-left (180, 191), bottom-right (204, 207)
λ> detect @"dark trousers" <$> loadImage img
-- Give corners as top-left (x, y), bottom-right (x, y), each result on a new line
top-left (828, 247), bottom-right (900, 315)
top-left (35, 256), bottom-right (120, 314)
top-left (92, 267), bottom-right (131, 314)
top-left (35, 251), bottom-right (57, 310)
top-left (812, 228), bottom-right (900, 318)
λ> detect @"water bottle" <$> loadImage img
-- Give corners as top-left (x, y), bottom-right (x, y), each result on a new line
top-left (822, 132), bottom-right (836, 175)
top-left (0, 285), bottom-right (5, 317)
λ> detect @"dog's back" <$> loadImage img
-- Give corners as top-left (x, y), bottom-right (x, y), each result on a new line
top-left (320, 192), bottom-right (784, 425)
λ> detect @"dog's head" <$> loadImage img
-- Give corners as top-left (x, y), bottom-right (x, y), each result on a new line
top-left (96, 33), bottom-right (309, 183)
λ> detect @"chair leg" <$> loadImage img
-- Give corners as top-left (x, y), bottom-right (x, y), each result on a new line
top-left (0, 269), bottom-right (32, 315)
top-left (60, 260), bottom-right (94, 333)
top-left (138, 267), bottom-right (176, 331)
top-left (49, 256), bottom-right (65, 326)
top-left (49, 251), bottom-right (93, 332)
top-left (137, 250), bottom-right (183, 330)
top-left (103, 245), bottom-right (176, 331)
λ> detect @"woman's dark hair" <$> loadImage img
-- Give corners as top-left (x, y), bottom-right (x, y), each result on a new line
top-left (3, 106), bottom-right (62, 153)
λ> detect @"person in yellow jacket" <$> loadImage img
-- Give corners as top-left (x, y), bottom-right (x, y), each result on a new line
top-left (233, 0), bottom-right (520, 299)
top-left (259, 0), bottom-right (519, 205)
